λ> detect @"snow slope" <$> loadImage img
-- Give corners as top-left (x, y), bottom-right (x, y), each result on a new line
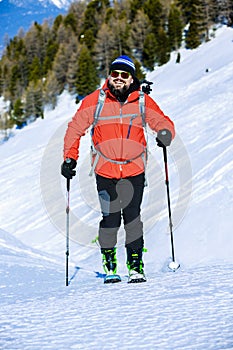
top-left (0, 26), bottom-right (233, 349)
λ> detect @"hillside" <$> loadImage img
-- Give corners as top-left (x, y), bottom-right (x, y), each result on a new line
top-left (0, 26), bottom-right (233, 349)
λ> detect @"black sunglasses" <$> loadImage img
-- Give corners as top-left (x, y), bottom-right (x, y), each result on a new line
top-left (110, 70), bottom-right (131, 79)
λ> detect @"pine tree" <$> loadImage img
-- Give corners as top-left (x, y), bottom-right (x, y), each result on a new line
top-left (130, 0), bottom-right (147, 21)
top-left (0, 65), bottom-right (3, 96)
top-left (80, 29), bottom-right (96, 51)
top-left (43, 71), bottom-right (60, 108)
top-left (67, 1), bottom-right (86, 37)
top-left (29, 56), bottom-right (42, 82)
top-left (156, 28), bottom-right (171, 65)
top-left (65, 35), bottom-right (80, 91)
top-left (75, 45), bottom-right (100, 97)
top-left (0, 111), bottom-right (14, 140)
top-left (8, 65), bottom-right (21, 101)
top-left (229, 0), bottom-right (233, 25)
top-left (186, 20), bottom-right (202, 48)
top-left (13, 98), bottom-right (24, 119)
top-left (134, 59), bottom-right (146, 80)
top-left (0, 64), bottom-right (9, 97)
top-left (52, 44), bottom-right (69, 93)
top-left (82, 0), bottom-right (100, 36)
top-left (12, 98), bottom-right (26, 128)
top-left (66, 51), bottom-right (79, 93)
top-left (109, 3), bottom-right (132, 58)
top-left (81, 0), bottom-right (110, 50)
top-left (94, 23), bottom-right (115, 78)
top-left (43, 41), bottom-right (59, 75)
top-left (217, 0), bottom-right (233, 25)
top-left (142, 32), bottom-right (157, 70)
top-left (25, 80), bottom-right (44, 119)
top-left (185, 0), bottom-right (206, 49)
top-left (130, 10), bottom-right (151, 61)
top-left (168, 4), bottom-right (183, 51)
top-left (143, 0), bottom-right (164, 35)
top-left (63, 12), bottom-right (78, 34)
top-left (24, 23), bottom-right (44, 65)
top-left (2, 37), bottom-right (29, 103)
top-left (177, 0), bottom-right (193, 23)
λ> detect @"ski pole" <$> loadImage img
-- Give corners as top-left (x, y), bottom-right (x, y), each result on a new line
top-left (66, 178), bottom-right (70, 286)
top-left (162, 146), bottom-right (180, 271)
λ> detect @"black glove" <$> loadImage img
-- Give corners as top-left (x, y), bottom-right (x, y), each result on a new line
top-left (61, 158), bottom-right (77, 179)
top-left (156, 129), bottom-right (172, 147)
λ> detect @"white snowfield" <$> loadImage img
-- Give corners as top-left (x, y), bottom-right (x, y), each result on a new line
top-left (49, 0), bottom-right (73, 9)
top-left (0, 26), bottom-right (233, 350)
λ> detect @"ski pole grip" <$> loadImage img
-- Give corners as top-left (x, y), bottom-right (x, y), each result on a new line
top-left (67, 178), bottom-right (70, 192)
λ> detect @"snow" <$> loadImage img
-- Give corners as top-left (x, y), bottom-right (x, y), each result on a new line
top-left (49, 0), bottom-right (72, 9)
top-left (0, 26), bottom-right (233, 349)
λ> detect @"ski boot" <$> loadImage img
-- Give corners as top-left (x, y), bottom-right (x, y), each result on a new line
top-left (127, 247), bottom-right (146, 283)
top-left (101, 248), bottom-right (121, 284)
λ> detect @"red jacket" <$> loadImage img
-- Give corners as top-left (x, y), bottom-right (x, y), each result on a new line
top-left (64, 79), bottom-right (175, 179)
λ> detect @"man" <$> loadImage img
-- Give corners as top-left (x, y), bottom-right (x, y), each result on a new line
top-left (61, 55), bottom-right (175, 283)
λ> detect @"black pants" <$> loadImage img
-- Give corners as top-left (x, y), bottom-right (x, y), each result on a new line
top-left (96, 173), bottom-right (145, 250)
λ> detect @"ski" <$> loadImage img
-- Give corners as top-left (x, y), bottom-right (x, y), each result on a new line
top-left (128, 270), bottom-right (147, 283)
top-left (104, 274), bottom-right (121, 284)
top-left (73, 266), bottom-right (149, 284)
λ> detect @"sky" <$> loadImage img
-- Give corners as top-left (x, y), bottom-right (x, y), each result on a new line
top-left (0, 25), bottom-right (233, 350)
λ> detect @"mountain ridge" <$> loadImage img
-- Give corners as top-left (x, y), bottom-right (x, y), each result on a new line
top-left (0, 0), bottom-right (72, 9)
top-left (0, 0), bottom-right (73, 53)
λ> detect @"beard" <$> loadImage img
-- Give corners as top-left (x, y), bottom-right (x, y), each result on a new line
top-left (108, 80), bottom-right (130, 101)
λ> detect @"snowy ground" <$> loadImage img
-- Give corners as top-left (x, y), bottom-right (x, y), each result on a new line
top-left (0, 26), bottom-right (233, 349)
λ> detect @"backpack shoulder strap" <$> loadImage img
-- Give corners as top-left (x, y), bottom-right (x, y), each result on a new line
top-left (139, 90), bottom-right (146, 127)
top-left (139, 90), bottom-right (148, 186)
top-left (94, 89), bottom-right (145, 127)
top-left (93, 89), bottom-right (106, 127)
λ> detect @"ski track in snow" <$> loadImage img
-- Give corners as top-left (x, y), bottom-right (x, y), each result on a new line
top-left (0, 264), bottom-right (233, 350)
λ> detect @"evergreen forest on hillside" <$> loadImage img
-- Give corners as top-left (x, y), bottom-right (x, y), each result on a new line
top-left (0, 0), bottom-right (232, 133)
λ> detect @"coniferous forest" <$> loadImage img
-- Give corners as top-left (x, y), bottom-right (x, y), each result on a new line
top-left (0, 0), bottom-right (232, 131)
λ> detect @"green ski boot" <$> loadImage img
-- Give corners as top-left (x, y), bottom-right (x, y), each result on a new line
top-left (127, 247), bottom-right (146, 283)
top-left (101, 248), bottom-right (121, 284)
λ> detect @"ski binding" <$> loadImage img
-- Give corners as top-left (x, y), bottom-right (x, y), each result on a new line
top-left (128, 270), bottom-right (146, 283)
top-left (104, 273), bottom-right (121, 284)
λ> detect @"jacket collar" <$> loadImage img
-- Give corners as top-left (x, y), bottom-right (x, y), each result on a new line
top-left (101, 79), bottom-right (140, 103)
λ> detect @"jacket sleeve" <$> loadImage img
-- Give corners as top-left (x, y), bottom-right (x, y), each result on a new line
top-left (145, 95), bottom-right (175, 139)
top-left (63, 91), bottom-right (99, 160)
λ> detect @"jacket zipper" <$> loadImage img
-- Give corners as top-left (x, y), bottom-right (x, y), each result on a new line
top-left (120, 102), bottom-right (123, 177)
